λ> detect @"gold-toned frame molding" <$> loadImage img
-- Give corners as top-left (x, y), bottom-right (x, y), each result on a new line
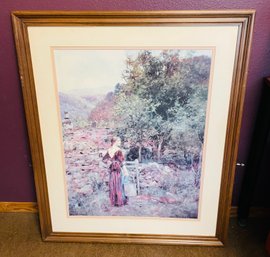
top-left (11, 10), bottom-right (255, 245)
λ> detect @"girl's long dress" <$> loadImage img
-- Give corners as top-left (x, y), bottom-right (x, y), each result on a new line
top-left (103, 150), bottom-right (128, 206)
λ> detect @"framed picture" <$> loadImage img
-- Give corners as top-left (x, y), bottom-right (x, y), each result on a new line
top-left (12, 10), bottom-right (254, 245)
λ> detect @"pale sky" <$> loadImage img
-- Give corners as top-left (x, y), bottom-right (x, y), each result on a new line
top-left (53, 49), bottom-right (212, 95)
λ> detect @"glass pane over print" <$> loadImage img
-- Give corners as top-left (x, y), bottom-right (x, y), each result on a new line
top-left (53, 49), bottom-right (213, 218)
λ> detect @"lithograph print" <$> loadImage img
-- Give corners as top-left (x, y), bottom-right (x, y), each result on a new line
top-left (53, 49), bottom-right (212, 218)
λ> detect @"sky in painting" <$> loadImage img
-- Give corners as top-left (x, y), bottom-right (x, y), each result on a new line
top-left (53, 49), bottom-right (212, 95)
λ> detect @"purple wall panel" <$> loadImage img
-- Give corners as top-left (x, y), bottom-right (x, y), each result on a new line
top-left (1, 0), bottom-right (270, 204)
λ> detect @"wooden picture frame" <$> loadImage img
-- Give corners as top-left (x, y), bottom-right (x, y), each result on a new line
top-left (12, 10), bottom-right (255, 245)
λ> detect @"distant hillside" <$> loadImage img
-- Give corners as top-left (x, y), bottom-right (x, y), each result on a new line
top-left (58, 92), bottom-right (103, 126)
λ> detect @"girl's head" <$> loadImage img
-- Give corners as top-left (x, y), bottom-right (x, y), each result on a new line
top-left (111, 136), bottom-right (121, 147)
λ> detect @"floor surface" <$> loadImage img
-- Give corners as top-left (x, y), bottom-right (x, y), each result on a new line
top-left (0, 213), bottom-right (269, 257)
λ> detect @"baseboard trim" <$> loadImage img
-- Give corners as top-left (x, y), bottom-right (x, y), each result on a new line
top-left (0, 202), bottom-right (269, 217)
top-left (0, 202), bottom-right (38, 213)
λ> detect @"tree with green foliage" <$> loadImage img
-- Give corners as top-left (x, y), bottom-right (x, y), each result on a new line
top-left (114, 50), bottom-right (211, 163)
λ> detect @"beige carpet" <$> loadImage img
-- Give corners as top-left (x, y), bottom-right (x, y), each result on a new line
top-left (0, 213), bottom-right (269, 257)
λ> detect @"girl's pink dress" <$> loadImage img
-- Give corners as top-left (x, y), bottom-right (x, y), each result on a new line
top-left (103, 150), bottom-right (128, 206)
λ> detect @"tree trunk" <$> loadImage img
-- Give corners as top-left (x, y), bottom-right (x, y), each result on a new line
top-left (138, 145), bottom-right (142, 163)
top-left (157, 137), bottom-right (163, 162)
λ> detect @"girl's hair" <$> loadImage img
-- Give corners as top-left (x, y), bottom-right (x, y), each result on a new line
top-left (111, 136), bottom-right (121, 146)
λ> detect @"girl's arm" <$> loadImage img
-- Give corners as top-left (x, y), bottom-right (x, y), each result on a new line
top-left (116, 150), bottom-right (125, 163)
